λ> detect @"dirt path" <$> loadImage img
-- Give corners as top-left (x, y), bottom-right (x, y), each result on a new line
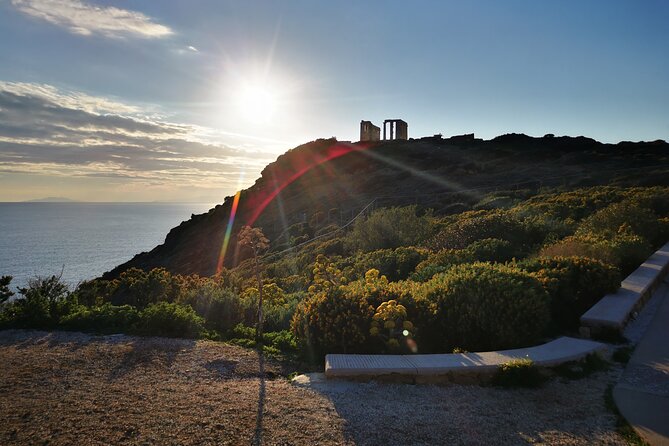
top-left (0, 330), bottom-right (627, 445)
top-left (0, 330), bottom-right (346, 446)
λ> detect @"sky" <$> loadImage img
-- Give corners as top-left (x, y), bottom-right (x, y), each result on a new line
top-left (0, 0), bottom-right (668, 202)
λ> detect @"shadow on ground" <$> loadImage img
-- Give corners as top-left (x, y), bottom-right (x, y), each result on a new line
top-left (295, 370), bottom-right (626, 446)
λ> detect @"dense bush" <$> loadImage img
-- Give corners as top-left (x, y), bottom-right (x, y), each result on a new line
top-left (540, 232), bottom-right (652, 275)
top-left (343, 246), bottom-right (429, 282)
top-left (427, 210), bottom-right (543, 251)
top-left (1, 275), bottom-right (14, 304)
top-left (518, 256), bottom-right (620, 330)
top-left (291, 256), bottom-right (374, 356)
top-left (420, 263), bottom-right (551, 352)
top-left (240, 284), bottom-right (300, 332)
top-left (576, 201), bottom-right (664, 246)
top-left (511, 187), bottom-right (628, 221)
top-left (228, 324), bottom-right (298, 353)
top-left (108, 268), bottom-right (183, 309)
top-left (60, 303), bottom-right (139, 334)
top-left (180, 284), bottom-right (243, 334)
top-left (314, 237), bottom-right (346, 256)
top-left (345, 206), bottom-right (432, 252)
top-left (2, 275), bottom-right (76, 329)
top-left (412, 238), bottom-right (522, 282)
top-left (466, 238), bottom-right (520, 262)
top-left (276, 274), bottom-right (309, 293)
top-left (134, 302), bottom-right (205, 339)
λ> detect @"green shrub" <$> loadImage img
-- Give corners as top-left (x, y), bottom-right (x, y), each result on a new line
top-left (135, 302), bottom-right (205, 338)
top-left (345, 206), bottom-right (432, 252)
top-left (492, 358), bottom-right (546, 388)
top-left (277, 275), bottom-right (310, 293)
top-left (1, 276), bottom-right (14, 304)
top-left (473, 194), bottom-right (521, 210)
top-left (315, 237), bottom-right (346, 256)
top-left (109, 268), bottom-right (183, 309)
top-left (518, 256), bottom-right (620, 331)
top-left (263, 294), bottom-right (301, 332)
top-left (540, 233), bottom-right (652, 276)
top-left (410, 263), bottom-right (452, 282)
top-left (421, 263), bottom-right (550, 352)
top-left (511, 187), bottom-right (627, 222)
top-left (427, 210), bottom-right (541, 251)
top-left (291, 256), bottom-right (374, 356)
top-left (346, 247), bottom-right (429, 282)
top-left (228, 324), bottom-right (298, 352)
top-left (466, 238), bottom-right (522, 262)
top-left (576, 201), bottom-right (664, 246)
top-left (2, 275), bottom-right (74, 329)
top-left (606, 233), bottom-right (654, 275)
top-left (180, 284), bottom-right (243, 334)
top-left (412, 249), bottom-right (471, 282)
top-left (72, 279), bottom-right (116, 307)
top-left (60, 303), bottom-right (139, 334)
top-left (263, 330), bottom-right (299, 352)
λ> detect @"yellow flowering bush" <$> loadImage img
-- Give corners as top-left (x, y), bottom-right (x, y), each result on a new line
top-left (369, 299), bottom-right (414, 352)
top-left (291, 255), bottom-right (373, 356)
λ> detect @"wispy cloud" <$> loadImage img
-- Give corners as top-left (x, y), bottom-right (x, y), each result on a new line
top-left (11, 0), bottom-right (173, 38)
top-left (0, 81), bottom-right (275, 191)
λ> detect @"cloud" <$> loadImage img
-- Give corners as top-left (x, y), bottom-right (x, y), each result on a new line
top-left (11, 0), bottom-right (173, 39)
top-left (0, 81), bottom-right (275, 191)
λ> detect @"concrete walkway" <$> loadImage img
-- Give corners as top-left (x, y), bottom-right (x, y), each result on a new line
top-left (325, 336), bottom-right (606, 383)
top-left (614, 280), bottom-right (669, 446)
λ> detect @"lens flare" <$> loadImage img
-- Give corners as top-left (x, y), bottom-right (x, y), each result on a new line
top-left (217, 190), bottom-right (241, 273)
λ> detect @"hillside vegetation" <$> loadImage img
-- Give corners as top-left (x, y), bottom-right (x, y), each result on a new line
top-left (2, 182), bottom-right (667, 358)
top-left (103, 134), bottom-right (669, 277)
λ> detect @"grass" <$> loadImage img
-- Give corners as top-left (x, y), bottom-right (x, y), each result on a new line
top-left (491, 358), bottom-right (547, 388)
top-left (604, 385), bottom-right (650, 446)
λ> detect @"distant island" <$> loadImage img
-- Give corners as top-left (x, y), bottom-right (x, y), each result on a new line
top-left (23, 197), bottom-right (79, 203)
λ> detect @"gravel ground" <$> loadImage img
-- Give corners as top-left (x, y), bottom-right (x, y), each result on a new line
top-left (0, 329), bottom-right (627, 446)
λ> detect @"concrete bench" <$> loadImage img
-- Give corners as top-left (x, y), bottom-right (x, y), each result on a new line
top-left (580, 242), bottom-right (669, 337)
top-left (325, 336), bottom-right (606, 383)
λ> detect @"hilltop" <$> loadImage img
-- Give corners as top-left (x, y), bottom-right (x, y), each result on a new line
top-left (103, 134), bottom-right (669, 278)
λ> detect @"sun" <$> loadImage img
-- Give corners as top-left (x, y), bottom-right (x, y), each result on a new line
top-left (237, 83), bottom-right (277, 123)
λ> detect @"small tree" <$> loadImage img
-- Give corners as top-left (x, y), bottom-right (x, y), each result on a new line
top-left (238, 226), bottom-right (270, 342)
top-left (0, 276), bottom-right (14, 304)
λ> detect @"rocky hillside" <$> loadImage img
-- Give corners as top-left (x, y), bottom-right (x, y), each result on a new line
top-left (103, 134), bottom-right (669, 278)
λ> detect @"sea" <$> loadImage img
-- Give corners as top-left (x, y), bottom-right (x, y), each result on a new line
top-left (0, 202), bottom-right (215, 291)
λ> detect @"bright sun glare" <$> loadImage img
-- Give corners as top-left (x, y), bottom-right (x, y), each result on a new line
top-left (238, 84), bottom-right (277, 123)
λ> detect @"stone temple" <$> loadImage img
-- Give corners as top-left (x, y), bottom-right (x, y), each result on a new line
top-left (359, 119), bottom-right (408, 142)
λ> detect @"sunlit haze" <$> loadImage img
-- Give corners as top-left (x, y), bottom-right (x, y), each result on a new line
top-left (0, 0), bottom-right (667, 202)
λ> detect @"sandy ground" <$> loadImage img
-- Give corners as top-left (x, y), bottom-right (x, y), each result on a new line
top-left (0, 329), bottom-right (627, 446)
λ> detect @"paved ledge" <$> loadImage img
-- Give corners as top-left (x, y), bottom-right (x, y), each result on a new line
top-left (325, 336), bottom-right (606, 382)
top-left (580, 242), bottom-right (669, 337)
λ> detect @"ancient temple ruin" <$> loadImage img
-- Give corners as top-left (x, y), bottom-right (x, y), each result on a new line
top-left (359, 120), bottom-right (380, 142)
top-left (359, 119), bottom-right (408, 141)
top-left (383, 119), bottom-right (408, 140)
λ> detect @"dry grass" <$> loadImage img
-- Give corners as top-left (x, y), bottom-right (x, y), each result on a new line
top-left (1, 330), bottom-right (628, 445)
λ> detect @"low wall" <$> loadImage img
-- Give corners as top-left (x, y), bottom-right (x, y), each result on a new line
top-left (580, 242), bottom-right (669, 338)
top-left (325, 337), bottom-right (606, 383)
